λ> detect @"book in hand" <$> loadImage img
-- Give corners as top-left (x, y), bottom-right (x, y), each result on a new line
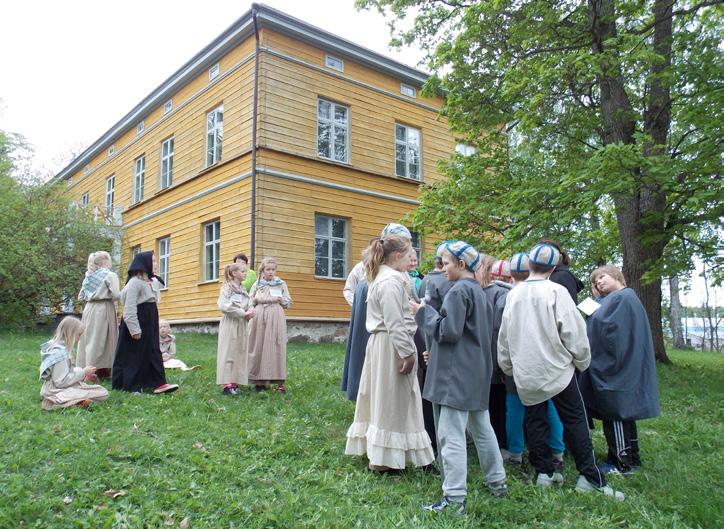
top-left (269, 287), bottom-right (283, 298)
top-left (577, 297), bottom-right (601, 316)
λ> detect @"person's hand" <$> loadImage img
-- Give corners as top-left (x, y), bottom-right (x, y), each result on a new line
top-left (83, 366), bottom-right (98, 382)
top-left (131, 333), bottom-right (141, 340)
top-left (422, 350), bottom-right (430, 366)
top-left (409, 299), bottom-right (425, 315)
top-left (591, 282), bottom-right (601, 298)
top-left (244, 309), bottom-right (255, 321)
top-left (399, 356), bottom-right (415, 374)
top-left (162, 353), bottom-right (170, 362)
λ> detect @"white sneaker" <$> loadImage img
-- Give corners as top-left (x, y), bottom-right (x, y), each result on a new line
top-left (536, 472), bottom-right (564, 486)
top-left (575, 475), bottom-right (625, 500)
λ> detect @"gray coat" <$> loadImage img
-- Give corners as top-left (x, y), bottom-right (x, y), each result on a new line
top-left (416, 278), bottom-right (493, 411)
top-left (418, 271), bottom-right (452, 351)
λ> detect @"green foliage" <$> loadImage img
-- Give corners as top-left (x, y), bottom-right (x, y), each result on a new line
top-left (1, 331), bottom-right (722, 528)
top-left (359, 0), bottom-right (723, 280)
top-left (0, 130), bottom-right (113, 326)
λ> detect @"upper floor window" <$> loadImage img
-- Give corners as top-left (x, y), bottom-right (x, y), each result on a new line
top-left (410, 230), bottom-right (422, 263)
top-left (163, 100), bottom-right (173, 114)
top-left (81, 192), bottom-right (89, 207)
top-left (158, 237), bottom-right (171, 288)
top-left (105, 175), bottom-right (115, 214)
top-left (130, 245), bottom-right (141, 259)
top-left (400, 83), bottom-right (417, 98)
top-left (455, 144), bottom-right (477, 156)
top-left (133, 155), bottom-right (145, 204)
top-left (325, 55), bottom-right (344, 72)
top-left (206, 105), bottom-right (223, 167)
top-left (204, 220), bottom-right (220, 281)
top-left (83, 165), bottom-right (90, 176)
top-left (314, 214), bottom-right (347, 279)
top-left (160, 137), bottom-right (174, 190)
top-left (108, 145), bottom-right (115, 157)
top-left (317, 99), bottom-right (348, 163)
top-left (136, 121), bottom-right (145, 134)
top-left (395, 124), bottom-right (421, 180)
top-left (209, 63), bottom-right (220, 81)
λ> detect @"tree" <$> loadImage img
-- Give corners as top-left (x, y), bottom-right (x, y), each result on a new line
top-left (358, 0), bottom-right (723, 362)
top-left (0, 130), bottom-right (113, 326)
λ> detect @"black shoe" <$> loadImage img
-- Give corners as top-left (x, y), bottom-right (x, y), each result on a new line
top-left (222, 387), bottom-right (234, 395)
top-left (421, 464), bottom-right (440, 476)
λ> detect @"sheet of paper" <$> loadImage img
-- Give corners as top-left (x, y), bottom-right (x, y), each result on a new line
top-left (577, 297), bottom-right (601, 316)
top-left (269, 287), bottom-right (283, 298)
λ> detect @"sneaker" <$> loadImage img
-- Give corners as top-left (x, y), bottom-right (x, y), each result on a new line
top-left (501, 449), bottom-right (523, 465)
top-left (276, 384), bottom-right (286, 393)
top-left (421, 464), bottom-right (440, 476)
top-left (222, 387), bottom-right (234, 396)
top-left (153, 383), bottom-right (179, 394)
top-left (536, 472), bottom-right (564, 487)
top-left (575, 475), bottom-right (625, 500)
top-left (423, 497), bottom-right (465, 516)
top-left (488, 479), bottom-right (508, 498)
top-left (553, 458), bottom-right (565, 474)
top-left (599, 462), bottom-right (621, 475)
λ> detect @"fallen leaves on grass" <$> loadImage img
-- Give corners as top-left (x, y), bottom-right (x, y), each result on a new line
top-left (179, 517), bottom-right (189, 528)
top-left (103, 489), bottom-right (126, 498)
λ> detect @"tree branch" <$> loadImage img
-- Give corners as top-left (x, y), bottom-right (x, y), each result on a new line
top-left (631, 0), bottom-right (724, 35)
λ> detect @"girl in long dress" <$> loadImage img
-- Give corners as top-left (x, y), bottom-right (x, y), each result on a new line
top-left (247, 257), bottom-right (292, 393)
top-left (40, 316), bottom-right (109, 410)
top-left (345, 234), bottom-right (434, 471)
top-left (75, 251), bottom-right (120, 379)
top-left (112, 251), bottom-right (177, 394)
top-left (217, 263), bottom-right (254, 395)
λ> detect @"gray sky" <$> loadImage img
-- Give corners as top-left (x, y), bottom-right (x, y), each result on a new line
top-left (1, 1), bottom-right (718, 308)
top-left (0, 0), bottom-right (422, 175)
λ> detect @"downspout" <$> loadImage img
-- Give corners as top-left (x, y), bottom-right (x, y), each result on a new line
top-left (250, 3), bottom-right (260, 269)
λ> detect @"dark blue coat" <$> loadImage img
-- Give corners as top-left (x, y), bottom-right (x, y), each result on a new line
top-left (341, 280), bottom-right (369, 401)
top-left (580, 288), bottom-right (660, 421)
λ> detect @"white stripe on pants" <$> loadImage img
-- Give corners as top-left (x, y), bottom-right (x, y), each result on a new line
top-left (433, 404), bottom-right (506, 502)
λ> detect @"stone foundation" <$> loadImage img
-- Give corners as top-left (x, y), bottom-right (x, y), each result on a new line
top-left (170, 319), bottom-right (349, 343)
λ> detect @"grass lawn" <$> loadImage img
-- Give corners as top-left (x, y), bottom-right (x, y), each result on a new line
top-left (1, 330), bottom-right (722, 529)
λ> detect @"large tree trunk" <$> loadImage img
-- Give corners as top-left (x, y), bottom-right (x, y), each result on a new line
top-left (668, 276), bottom-right (686, 348)
top-left (588, 0), bottom-right (671, 363)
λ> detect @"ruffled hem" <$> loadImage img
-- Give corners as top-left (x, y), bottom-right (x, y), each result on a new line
top-left (345, 422), bottom-right (434, 469)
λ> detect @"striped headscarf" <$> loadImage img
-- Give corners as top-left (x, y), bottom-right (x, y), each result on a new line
top-left (380, 223), bottom-right (411, 241)
top-left (441, 240), bottom-right (481, 272)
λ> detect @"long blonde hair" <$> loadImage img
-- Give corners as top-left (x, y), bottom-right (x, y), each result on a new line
top-left (363, 234), bottom-right (411, 282)
top-left (221, 263), bottom-right (245, 296)
top-left (477, 254), bottom-right (496, 287)
top-left (49, 316), bottom-right (84, 352)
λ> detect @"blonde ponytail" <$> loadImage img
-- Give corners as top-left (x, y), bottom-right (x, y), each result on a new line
top-left (363, 234), bottom-right (411, 282)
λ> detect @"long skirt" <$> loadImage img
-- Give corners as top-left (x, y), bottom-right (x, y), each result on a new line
top-left (345, 331), bottom-right (434, 469)
top-left (248, 303), bottom-right (286, 384)
top-left (112, 302), bottom-right (166, 392)
top-left (41, 380), bottom-right (109, 410)
top-left (76, 299), bottom-right (118, 370)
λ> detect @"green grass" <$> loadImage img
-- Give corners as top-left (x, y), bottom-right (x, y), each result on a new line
top-left (1, 330), bottom-right (722, 529)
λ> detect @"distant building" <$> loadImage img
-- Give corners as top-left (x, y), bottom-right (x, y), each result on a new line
top-left (56, 4), bottom-right (462, 331)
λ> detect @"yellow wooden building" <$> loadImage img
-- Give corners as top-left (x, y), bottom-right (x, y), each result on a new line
top-left (56, 4), bottom-right (458, 335)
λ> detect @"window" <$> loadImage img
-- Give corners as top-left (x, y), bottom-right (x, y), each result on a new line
top-left (410, 230), bottom-right (422, 263)
top-left (108, 145), bottom-right (115, 157)
top-left (455, 143), bottom-right (477, 156)
top-left (158, 237), bottom-right (170, 287)
top-left (81, 192), bottom-right (89, 207)
top-left (83, 165), bottom-right (90, 176)
top-left (203, 220), bottom-right (220, 281)
top-left (163, 100), bottom-right (173, 114)
top-left (105, 175), bottom-right (115, 215)
top-left (400, 83), bottom-right (416, 98)
top-left (395, 124), bottom-right (421, 180)
top-left (136, 121), bottom-right (144, 134)
top-left (130, 245), bottom-right (141, 259)
top-left (209, 63), bottom-right (220, 81)
top-left (160, 137), bottom-right (174, 189)
top-left (206, 105), bottom-right (223, 166)
top-left (325, 55), bottom-right (344, 72)
top-left (133, 155), bottom-right (145, 204)
top-left (317, 99), bottom-right (348, 163)
top-left (314, 214), bottom-right (347, 279)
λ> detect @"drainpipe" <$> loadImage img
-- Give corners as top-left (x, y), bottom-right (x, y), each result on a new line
top-left (250, 3), bottom-right (260, 269)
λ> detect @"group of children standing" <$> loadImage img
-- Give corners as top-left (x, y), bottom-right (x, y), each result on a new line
top-left (342, 228), bottom-right (662, 514)
top-left (39, 250), bottom-right (292, 410)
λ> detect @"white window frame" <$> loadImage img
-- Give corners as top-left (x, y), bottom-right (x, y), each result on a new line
top-left (130, 245), bottom-right (141, 260)
top-left (163, 100), bottom-right (173, 114)
top-left (325, 55), bottom-right (344, 72)
top-left (105, 175), bottom-right (115, 215)
top-left (160, 137), bottom-right (174, 190)
top-left (209, 63), bottom-right (220, 81)
top-left (133, 155), bottom-right (145, 204)
top-left (410, 230), bottom-right (422, 263)
top-left (158, 237), bottom-right (170, 288)
top-left (136, 121), bottom-right (144, 134)
top-left (455, 143), bottom-right (477, 156)
top-left (400, 83), bottom-right (417, 98)
top-left (83, 165), bottom-right (90, 176)
top-left (314, 214), bottom-right (348, 279)
top-left (108, 145), bottom-right (115, 157)
top-left (206, 105), bottom-right (223, 167)
top-left (81, 192), bottom-right (89, 207)
top-left (395, 123), bottom-right (422, 181)
top-left (203, 220), bottom-right (220, 281)
top-left (316, 99), bottom-right (349, 163)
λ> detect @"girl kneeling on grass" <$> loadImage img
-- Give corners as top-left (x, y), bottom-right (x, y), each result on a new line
top-left (248, 257), bottom-right (292, 393)
top-left (40, 316), bottom-right (109, 410)
top-left (217, 263), bottom-right (254, 395)
top-left (112, 251), bottom-right (177, 394)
